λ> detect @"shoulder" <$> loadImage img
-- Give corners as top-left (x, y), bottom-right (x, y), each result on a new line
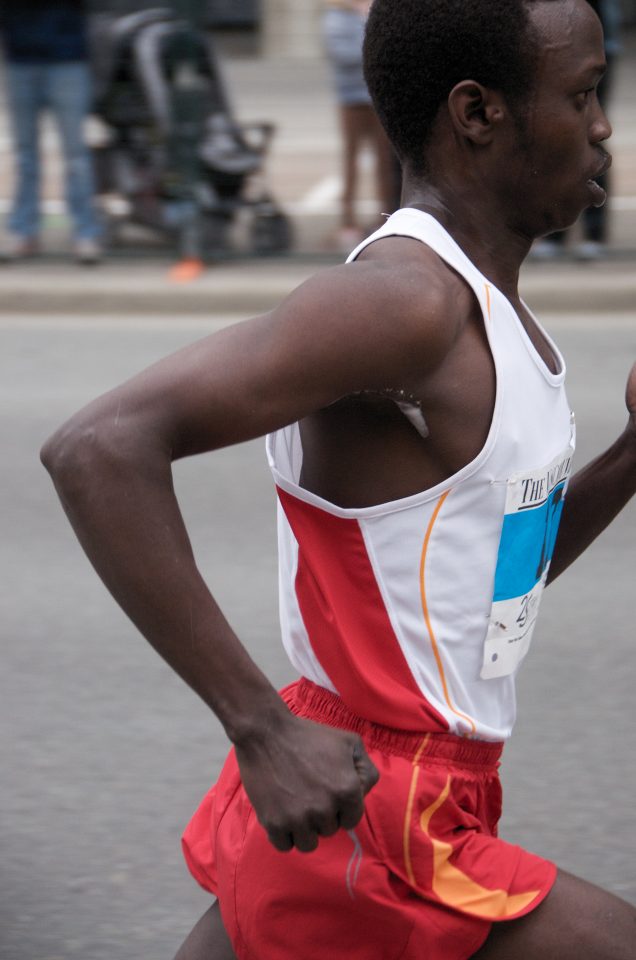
top-left (271, 234), bottom-right (475, 381)
top-left (356, 232), bottom-right (475, 328)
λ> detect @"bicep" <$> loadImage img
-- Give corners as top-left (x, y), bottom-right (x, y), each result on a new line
top-left (125, 311), bottom-right (344, 458)
top-left (75, 264), bottom-right (455, 460)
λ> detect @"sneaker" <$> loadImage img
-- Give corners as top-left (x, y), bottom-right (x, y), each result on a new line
top-left (74, 238), bottom-right (102, 265)
top-left (0, 233), bottom-right (39, 262)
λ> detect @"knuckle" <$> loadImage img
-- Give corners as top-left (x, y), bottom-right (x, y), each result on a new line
top-left (263, 814), bottom-right (291, 840)
top-left (260, 810), bottom-right (282, 832)
top-left (339, 806), bottom-right (364, 830)
top-left (304, 802), bottom-right (339, 837)
top-left (316, 813), bottom-right (340, 837)
top-left (334, 781), bottom-right (361, 806)
top-left (288, 811), bottom-right (312, 837)
top-left (294, 834), bottom-right (319, 854)
top-left (267, 830), bottom-right (292, 852)
top-left (304, 806), bottom-right (324, 827)
top-left (337, 800), bottom-right (364, 830)
top-left (345, 731), bottom-right (364, 750)
top-left (367, 762), bottom-right (380, 786)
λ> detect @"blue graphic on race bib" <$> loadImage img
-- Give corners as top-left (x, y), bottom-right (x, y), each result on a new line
top-left (481, 440), bottom-right (573, 681)
top-left (493, 481), bottom-right (566, 602)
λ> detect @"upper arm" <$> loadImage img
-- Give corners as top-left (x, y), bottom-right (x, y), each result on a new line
top-left (53, 259), bottom-right (460, 462)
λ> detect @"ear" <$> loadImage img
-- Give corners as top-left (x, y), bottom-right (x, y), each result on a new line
top-left (447, 81), bottom-right (506, 145)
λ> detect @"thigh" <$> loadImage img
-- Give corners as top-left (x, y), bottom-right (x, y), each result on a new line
top-left (341, 104), bottom-right (376, 149)
top-left (6, 64), bottom-right (42, 146)
top-left (46, 62), bottom-right (92, 149)
top-left (174, 902), bottom-right (236, 960)
top-left (470, 869), bottom-right (636, 960)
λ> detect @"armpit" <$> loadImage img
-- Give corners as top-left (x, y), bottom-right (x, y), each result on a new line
top-left (350, 388), bottom-right (430, 439)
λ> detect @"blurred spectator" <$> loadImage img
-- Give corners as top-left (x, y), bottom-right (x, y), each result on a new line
top-left (322, 0), bottom-right (400, 253)
top-left (532, 0), bottom-right (620, 261)
top-left (0, 0), bottom-right (102, 263)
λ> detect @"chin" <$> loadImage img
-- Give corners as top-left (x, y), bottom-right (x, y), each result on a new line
top-left (541, 208), bottom-right (584, 236)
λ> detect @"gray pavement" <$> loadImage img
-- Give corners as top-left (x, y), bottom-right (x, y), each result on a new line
top-left (1, 309), bottom-right (635, 960)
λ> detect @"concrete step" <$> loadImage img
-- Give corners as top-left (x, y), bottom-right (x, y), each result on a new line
top-left (1, 255), bottom-right (635, 317)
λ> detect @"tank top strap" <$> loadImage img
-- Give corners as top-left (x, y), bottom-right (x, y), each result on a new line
top-left (346, 208), bottom-right (495, 325)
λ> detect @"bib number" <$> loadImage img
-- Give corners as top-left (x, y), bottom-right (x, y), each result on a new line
top-left (481, 438), bottom-right (574, 680)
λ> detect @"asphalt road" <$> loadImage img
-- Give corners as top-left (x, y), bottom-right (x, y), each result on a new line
top-left (1, 310), bottom-right (635, 960)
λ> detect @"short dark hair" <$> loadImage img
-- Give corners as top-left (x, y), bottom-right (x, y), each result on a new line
top-left (363, 0), bottom-right (549, 173)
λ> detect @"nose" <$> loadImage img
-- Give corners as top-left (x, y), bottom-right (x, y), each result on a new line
top-left (591, 102), bottom-right (612, 144)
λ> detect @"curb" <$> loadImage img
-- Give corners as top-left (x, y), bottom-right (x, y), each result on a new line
top-left (1, 257), bottom-right (635, 317)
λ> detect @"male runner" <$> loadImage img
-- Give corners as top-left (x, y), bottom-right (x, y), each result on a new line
top-left (42, 0), bottom-right (635, 958)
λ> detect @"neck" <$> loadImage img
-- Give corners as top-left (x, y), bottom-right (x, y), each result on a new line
top-left (401, 179), bottom-right (533, 300)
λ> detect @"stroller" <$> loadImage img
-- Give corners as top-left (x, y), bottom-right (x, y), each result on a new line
top-left (89, 8), bottom-right (292, 258)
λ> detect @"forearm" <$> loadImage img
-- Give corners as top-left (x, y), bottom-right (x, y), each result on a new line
top-left (547, 423), bottom-right (636, 583)
top-left (41, 420), bottom-right (286, 745)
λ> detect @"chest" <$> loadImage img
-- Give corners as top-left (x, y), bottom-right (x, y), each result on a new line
top-left (299, 297), bottom-right (565, 509)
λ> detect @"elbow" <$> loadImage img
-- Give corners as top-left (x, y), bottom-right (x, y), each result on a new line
top-left (41, 419), bottom-right (78, 477)
top-left (42, 400), bottom-right (168, 503)
top-left (41, 416), bottom-right (102, 496)
top-left (40, 407), bottom-right (128, 501)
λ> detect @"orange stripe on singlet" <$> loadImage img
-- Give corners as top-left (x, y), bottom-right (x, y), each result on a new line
top-left (419, 491), bottom-right (477, 736)
top-left (405, 284), bottom-right (542, 918)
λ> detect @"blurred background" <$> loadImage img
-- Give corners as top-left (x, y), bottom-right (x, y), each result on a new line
top-left (1, 3), bottom-right (635, 959)
top-left (0, 0), bottom-right (634, 267)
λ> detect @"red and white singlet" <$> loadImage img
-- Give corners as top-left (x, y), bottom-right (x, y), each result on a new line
top-left (266, 209), bottom-right (575, 741)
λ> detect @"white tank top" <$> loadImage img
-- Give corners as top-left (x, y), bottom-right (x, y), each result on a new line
top-left (266, 209), bottom-right (575, 741)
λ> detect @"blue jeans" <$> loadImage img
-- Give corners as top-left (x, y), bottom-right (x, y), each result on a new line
top-left (6, 61), bottom-right (100, 240)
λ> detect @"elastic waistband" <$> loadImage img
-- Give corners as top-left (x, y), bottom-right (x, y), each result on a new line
top-left (283, 679), bottom-right (503, 769)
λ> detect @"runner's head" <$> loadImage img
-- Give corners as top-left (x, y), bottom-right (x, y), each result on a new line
top-left (364, 0), bottom-right (602, 171)
top-left (364, 0), bottom-right (611, 233)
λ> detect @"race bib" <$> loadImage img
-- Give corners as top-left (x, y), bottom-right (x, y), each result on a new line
top-left (481, 430), bottom-right (575, 680)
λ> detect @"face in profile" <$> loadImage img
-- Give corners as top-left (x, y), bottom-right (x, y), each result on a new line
top-left (504, 0), bottom-right (611, 238)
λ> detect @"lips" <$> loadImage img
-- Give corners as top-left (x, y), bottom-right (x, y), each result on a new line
top-left (586, 152), bottom-right (612, 207)
top-left (591, 152), bottom-right (612, 180)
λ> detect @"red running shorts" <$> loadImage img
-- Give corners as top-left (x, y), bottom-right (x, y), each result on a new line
top-left (182, 679), bottom-right (556, 960)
